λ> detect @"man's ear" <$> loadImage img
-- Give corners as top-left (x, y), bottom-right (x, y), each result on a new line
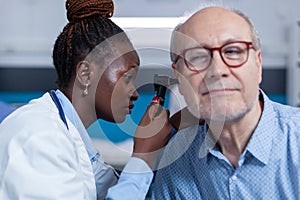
top-left (256, 50), bottom-right (263, 84)
top-left (172, 63), bottom-right (184, 96)
top-left (172, 63), bottom-right (179, 79)
top-left (76, 61), bottom-right (92, 96)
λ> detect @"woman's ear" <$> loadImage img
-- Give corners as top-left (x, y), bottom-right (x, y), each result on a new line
top-left (76, 61), bottom-right (92, 96)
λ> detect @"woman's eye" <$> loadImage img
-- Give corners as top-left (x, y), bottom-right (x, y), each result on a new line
top-left (123, 67), bottom-right (138, 84)
top-left (123, 74), bottom-right (133, 83)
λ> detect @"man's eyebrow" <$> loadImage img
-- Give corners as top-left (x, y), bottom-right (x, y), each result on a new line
top-left (186, 38), bottom-right (250, 49)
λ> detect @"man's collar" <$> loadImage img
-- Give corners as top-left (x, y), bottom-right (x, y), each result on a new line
top-left (243, 90), bottom-right (277, 165)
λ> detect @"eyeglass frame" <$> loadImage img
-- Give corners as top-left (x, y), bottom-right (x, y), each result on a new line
top-left (173, 41), bottom-right (256, 72)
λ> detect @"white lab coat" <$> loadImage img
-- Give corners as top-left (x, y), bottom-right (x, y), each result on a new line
top-left (0, 93), bottom-right (117, 199)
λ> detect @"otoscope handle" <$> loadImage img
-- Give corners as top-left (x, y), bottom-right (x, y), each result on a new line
top-left (153, 74), bottom-right (178, 116)
top-left (155, 85), bottom-right (167, 106)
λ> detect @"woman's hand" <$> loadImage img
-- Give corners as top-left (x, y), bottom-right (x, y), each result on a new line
top-left (132, 102), bottom-right (173, 168)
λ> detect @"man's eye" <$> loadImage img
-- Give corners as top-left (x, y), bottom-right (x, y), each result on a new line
top-left (189, 55), bottom-right (209, 62)
top-left (223, 47), bottom-right (244, 57)
top-left (226, 48), bottom-right (241, 54)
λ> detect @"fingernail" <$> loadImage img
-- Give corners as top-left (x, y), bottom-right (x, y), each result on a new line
top-left (151, 96), bottom-right (159, 103)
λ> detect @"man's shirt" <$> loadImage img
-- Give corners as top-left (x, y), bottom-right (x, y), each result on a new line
top-left (152, 91), bottom-right (300, 199)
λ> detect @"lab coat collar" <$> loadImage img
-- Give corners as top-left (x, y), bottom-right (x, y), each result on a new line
top-left (54, 90), bottom-right (99, 164)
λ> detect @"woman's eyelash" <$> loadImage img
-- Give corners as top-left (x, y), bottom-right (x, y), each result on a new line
top-left (123, 74), bottom-right (133, 82)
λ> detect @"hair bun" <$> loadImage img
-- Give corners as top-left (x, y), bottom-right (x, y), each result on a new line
top-left (66, 0), bottom-right (114, 22)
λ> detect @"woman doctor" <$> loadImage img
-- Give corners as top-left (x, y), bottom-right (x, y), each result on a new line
top-left (0, 0), bottom-right (172, 199)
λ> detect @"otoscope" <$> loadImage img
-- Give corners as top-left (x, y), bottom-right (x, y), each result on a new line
top-left (153, 74), bottom-right (178, 107)
top-left (153, 74), bottom-right (203, 131)
top-left (152, 74), bottom-right (178, 118)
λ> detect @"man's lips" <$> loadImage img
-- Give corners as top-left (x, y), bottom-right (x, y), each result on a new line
top-left (202, 88), bottom-right (238, 96)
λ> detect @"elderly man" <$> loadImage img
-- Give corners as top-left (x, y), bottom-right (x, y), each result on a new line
top-left (152, 5), bottom-right (300, 199)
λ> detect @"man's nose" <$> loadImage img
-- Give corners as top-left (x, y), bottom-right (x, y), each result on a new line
top-left (205, 51), bottom-right (230, 78)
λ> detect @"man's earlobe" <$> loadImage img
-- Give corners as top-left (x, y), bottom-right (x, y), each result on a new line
top-left (172, 63), bottom-right (176, 70)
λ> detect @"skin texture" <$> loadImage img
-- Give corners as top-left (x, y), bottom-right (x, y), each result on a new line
top-left (173, 7), bottom-right (263, 168)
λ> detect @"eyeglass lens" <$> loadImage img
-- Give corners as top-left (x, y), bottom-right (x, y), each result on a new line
top-left (184, 42), bottom-right (250, 71)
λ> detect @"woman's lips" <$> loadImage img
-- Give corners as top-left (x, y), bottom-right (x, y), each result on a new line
top-left (128, 104), bottom-right (134, 114)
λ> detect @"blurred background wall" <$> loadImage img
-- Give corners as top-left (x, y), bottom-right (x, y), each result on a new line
top-left (0, 0), bottom-right (300, 106)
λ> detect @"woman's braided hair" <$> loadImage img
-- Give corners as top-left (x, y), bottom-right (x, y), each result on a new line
top-left (53, 0), bottom-right (128, 88)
